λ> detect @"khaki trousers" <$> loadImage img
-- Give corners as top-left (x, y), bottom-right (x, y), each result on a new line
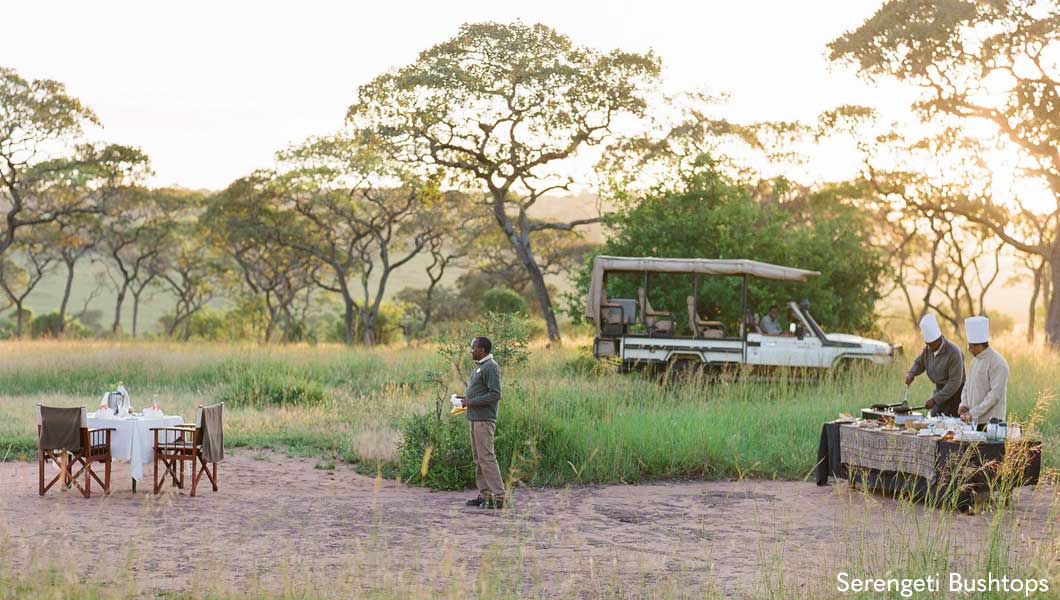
top-left (469, 420), bottom-right (505, 498)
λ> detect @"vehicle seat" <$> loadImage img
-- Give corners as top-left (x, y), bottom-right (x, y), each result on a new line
top-left (639, 287), bottom-right (675, 336)
top-left (686, 296), bottom-right (724, 339)
top-left (600, 297), bottom-right (637, 335)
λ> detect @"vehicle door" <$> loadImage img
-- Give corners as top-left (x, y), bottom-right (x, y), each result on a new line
top-left (745, 304), bottom-right (825, 367)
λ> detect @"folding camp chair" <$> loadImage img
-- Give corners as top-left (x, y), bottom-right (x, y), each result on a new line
top-left (151, 403), bottom-right (224, 496)
top-left (37, 405), bottom-right (114, 497)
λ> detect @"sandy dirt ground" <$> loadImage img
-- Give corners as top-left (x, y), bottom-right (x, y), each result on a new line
top-left (1, 451), bottom-right (1056, 598)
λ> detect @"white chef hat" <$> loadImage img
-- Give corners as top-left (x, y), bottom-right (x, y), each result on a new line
top-left (919, 313), bottom-right (942, 343)
top-left (965, 316), bottom-right (989, 344)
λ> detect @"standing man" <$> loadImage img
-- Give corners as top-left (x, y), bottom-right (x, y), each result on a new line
top-left (461, 336), bottom-right (505, 509)
top-left (959, 316), bottom-right (1008, 427)
top-left (759, 305), bottom-right (783, 335)
top-left (905, 313), bottom-right (964, 417)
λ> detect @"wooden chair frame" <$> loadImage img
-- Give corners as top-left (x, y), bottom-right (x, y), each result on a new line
top-left (151, 407), bottom-right (220, 496)
top-left (37, 406), bottom-right (114, 498)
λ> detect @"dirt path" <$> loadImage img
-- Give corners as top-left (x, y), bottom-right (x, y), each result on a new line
top-left (1, 451), bottom-right (1055, 598)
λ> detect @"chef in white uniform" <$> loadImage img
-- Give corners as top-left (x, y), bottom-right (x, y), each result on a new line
top-left (958, 316), bottom-right (1008, 427)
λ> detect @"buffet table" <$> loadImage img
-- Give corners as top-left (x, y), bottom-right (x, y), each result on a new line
top-left (816, 420), bottom-right (1041, 510)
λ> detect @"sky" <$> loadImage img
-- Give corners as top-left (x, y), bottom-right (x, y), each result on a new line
top-left (3, 0), bottom-right (1047, 329)
top-left (0, 0), bottom-right (905, 191)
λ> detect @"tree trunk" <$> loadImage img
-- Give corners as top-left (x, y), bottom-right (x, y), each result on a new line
top-left (167, 312), bottom-right (180, 338)
top-left (492, 199), bottom-right (561, 344)
top-left (342, 297), bottom-right (355, 346)
top-left (1028, 264), bottom-right (1042, 344)
top-left (511, 235), bottom-right (560, 343)
top-left (1046, 253), bottom-right (1060, 348)
top-left (14, 301), bottom-right (24, 338)
top-left (421, 282), bottom-right (437, 332)
top-left (111, 284), bottom-right (128, 335)
top-left (1043, 266), bottom-right (1052, 330)
top-left (59, 261), bottom-right (76, 335)
top-left (131, 293), bottom-right (141, 338)
top-left (263, 311), bottom-right (277, 344)
top-left (361, 309), bottom-right (376, 346)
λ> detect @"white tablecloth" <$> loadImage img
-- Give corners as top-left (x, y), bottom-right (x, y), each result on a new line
top-left (87, 414), bottom-right (184, 482)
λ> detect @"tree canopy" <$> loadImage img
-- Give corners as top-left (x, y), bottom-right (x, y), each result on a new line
top-left (572, 164), bottom-right (887, 335)
top-left (349, 21), bottom-right (661, 342)
top-left (829, 0), bottom-right (1060, 344)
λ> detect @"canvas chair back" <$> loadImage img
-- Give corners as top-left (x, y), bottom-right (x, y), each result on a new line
top-left (196, 403), bottom-right (225, 463)
top-left (38, 405), bottom-right (86, 452)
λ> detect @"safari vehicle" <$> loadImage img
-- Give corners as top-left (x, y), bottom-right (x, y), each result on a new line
top-left (584, 256), bottom-right (898, 373)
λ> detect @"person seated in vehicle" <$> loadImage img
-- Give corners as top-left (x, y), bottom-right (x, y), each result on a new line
top-left (758, 305), bottom-right (783, 335)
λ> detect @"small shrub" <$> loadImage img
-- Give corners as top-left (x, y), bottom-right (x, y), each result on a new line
top-left (398, 400), bottom-right (562, 490)
top-left (562, 345), bottom-right (607, 377)
top-left (30, 312), bottom-right (89, 339)
top-left (217, 372), bottom-right (328, 407)
top-left (435, 312), bottom-right (532, 383)
top-left (327, 301), bottom-right (409, 345)
top-left (481, 287), bottom-right (529, 316)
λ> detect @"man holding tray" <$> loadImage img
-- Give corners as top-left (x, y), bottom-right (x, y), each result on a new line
top-left (460, 336), bottom-right (505, 509)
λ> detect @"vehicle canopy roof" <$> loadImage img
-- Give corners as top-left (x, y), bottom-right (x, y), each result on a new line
top-left (584, 255), bottom-right (821, 328)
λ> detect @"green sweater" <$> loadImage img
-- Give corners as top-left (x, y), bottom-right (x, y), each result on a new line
top-left (465, 357), bottom-right (501, 421)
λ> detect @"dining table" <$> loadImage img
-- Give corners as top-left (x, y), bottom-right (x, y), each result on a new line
top-left (87, 411), bottom-right (184, 487)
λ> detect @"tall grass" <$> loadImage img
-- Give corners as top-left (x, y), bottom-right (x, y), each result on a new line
top-left (1, 334), bottom-right (1057, 486)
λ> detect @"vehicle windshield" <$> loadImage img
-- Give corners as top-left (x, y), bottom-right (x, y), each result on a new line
top-left (794, 302), bottom-right (827, 339)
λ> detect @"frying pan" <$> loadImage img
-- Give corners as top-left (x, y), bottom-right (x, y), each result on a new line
top-left (869, 385), bottom-right (912, 412)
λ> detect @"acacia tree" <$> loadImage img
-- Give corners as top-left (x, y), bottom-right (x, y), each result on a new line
top-left (226, 135), bottom-right (446, 346)
top-left (52, 214), bottom-right (101, 335)
top-left (1, 66), bottom-right (97, 258)
top-left (408, 191), bottom-right (487, 333)
top-left (203, 188), bottom-right (319, 343)
top-left (861, 166), bottom-right (1006, 333)
top-left (829, 0), bottom-right (1060, 345)
top-left (1, 67), bottom-right (148, 260)
top-left (101, 188), bottom-right (184, 336)
top-left (349, 22), bottom-right (661, 343)
top-left (158, 221), bottom-right (220, 340)
top-left (598, 91), bottom-right (811, 199)
top-left (0, 233), bottom-right (57, 337)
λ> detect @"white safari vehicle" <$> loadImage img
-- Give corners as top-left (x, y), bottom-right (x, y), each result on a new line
top-left (585, 256), bottom-right (898, 372)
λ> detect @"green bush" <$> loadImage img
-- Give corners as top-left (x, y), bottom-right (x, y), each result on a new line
top-left (481, 287), bottom-right (529, 316)
top-left (29, 312), bottom-right (89, 339)
top-left (562, 345), bottom-right (608, 377)
top-left (328, 301), bottom-right (408, 345)
top-left (398, 396), bottom-right (562, 490)
top-left (217, 372), bottom-right (328, 407)
top-left (435, 312), bottom-right (532, 383)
